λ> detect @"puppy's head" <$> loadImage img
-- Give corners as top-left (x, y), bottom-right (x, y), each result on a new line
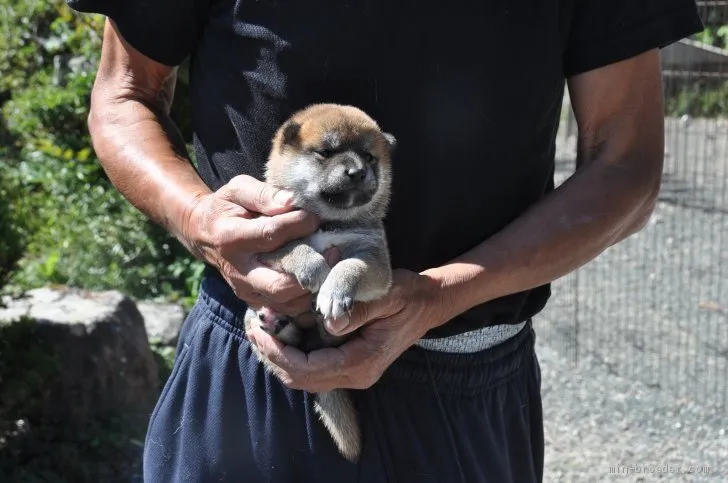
top-left (266, 104), bottom-right (396, 221)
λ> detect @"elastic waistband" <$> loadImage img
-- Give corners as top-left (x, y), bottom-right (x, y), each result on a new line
top-left (197, 272), bottom-right (536, 395)
top-left (382, 320), bottom-right (535, 396)
top-left (198, 270), bottom-right (251, 334)
top-left (416, 321), bottom-right (528, 353)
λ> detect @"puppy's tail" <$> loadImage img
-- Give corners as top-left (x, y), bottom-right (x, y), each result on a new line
top-left (314, 389), bottom-right (361, 463)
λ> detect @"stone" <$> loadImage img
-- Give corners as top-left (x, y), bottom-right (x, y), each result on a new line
top-left (0, 287), bottom-right (159, 427)
top-left (136, 300), bottom-right (186, 346)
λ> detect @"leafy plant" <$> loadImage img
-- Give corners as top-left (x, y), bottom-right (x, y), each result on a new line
top-left (666, 79), bottom-right (728, 118)
top-left (0, 163), bottom-right (27, 286)
top-left (0, 0), bottom-right (204, 301)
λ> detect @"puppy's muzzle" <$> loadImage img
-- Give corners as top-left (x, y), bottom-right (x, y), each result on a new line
top-left (318, 152), bottom-right (378, 208)
top-left (346, 166), bottom-right (366, 183)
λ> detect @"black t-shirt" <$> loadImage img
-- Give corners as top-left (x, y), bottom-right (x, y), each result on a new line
top-left (67, 0), bottom-right (703, 338)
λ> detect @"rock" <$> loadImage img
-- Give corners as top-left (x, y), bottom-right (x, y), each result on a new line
top-left (136, 300), bottom-right (186, 346)
top-left (0, 287), bottom-right (159, 428)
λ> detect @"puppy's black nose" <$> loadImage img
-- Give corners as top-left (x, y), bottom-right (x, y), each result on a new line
top-left (346, 166), bottom-right (366, 181)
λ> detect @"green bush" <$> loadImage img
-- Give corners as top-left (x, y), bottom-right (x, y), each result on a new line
top-left (0, 0), bottom-right (203, 305)
top-left (0, 163), bottom-right (27, 286)
top-left (666, 79), bottom-right (728, 118)
top-left (4, 72), bottom-right (94, 153)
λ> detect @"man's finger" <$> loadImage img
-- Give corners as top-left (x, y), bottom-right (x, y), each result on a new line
top-left (223, 174), bottom-right (297, 215)
top-left (255, 292), bottom-right (313, 318)
top-left (248, 211), bottom-right (320, 252)
top-left (277, 344), bottom-right (347, 391)
top-left (282, 293), bottom-right (316, 317)
top-left (247, 329), bottom-right (295, 382)
top-left (326, 296), bottom-right (399, 336)
top-left (303, 345), bottom-right (346, 373)
top-left (336, 335), bottom-right (388, 389)
top-left (250, 329), bottom-right (344, 384)
top-left (251, 327), bottom-right (344, 374)
top-left (243, 265), bottom-right (308, 304)
top-left (214, 210), bottom-right (319, 254)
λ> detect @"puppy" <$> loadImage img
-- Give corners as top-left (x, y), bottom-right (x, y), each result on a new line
top-left (243, 103), bottom-right (396, 463)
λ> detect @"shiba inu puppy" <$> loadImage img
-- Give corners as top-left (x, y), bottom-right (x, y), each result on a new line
top-left (244, 103), bottom-right (396, 463)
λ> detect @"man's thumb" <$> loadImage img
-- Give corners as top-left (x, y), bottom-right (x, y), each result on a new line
top-left (224, 175), bottom-right (296, 215)
top-left (324, 298), bottom-right (392, 336)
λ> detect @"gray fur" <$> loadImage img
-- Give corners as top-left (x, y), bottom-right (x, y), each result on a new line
top-left (259, 240), bottom-right (331, 294)
top-left (245, 104), bottom-right (395, 463)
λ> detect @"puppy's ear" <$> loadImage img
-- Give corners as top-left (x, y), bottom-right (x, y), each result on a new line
top-left (281, 121), bottom-right (301, 148)
top-left (382, 132), bottom-right (397, 152)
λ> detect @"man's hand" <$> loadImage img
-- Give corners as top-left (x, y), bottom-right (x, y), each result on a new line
top-left (184, 174), bottom-right (324, 316)
top-left (247, 269), bottom-right (448, 392)
top-left (88, 22), bottom-right (329, 316)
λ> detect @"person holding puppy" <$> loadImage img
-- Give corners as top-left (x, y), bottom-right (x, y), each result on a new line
top-left (66, 1), bottom-right (704, 482)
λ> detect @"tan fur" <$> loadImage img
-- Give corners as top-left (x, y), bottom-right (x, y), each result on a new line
top-left (244, 103), bottom-right (396, 463)
top-left (314, 390), bottom-right (361, 462)
top-left (265, 104), bottom-right (394, 224)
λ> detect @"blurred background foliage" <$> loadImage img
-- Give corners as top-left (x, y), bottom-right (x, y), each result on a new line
top-left (672, 4), bottom-right (728, 117)
top-left (0, 0), bottom-right (203, 306)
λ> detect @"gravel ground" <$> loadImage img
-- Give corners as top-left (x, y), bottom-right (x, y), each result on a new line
top-left (538, 196), bottom-right (728, 409)
top-left (536, 337), bottom-right (728, 482)
top-left (535, 112), bottom-right (728, 481)
top-left (542, 113), bottom-right (727, 408)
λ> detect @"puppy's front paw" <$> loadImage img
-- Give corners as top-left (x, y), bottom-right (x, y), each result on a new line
top-left (316, 277), bottom-right (355, 321)
top-left (296, 258), bottom-right (331, 293)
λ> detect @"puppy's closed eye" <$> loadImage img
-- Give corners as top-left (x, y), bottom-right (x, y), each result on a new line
top-left (314, 148), bottom-right (336, 159)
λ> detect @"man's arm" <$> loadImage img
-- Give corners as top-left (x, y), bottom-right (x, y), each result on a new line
top-left (248, 49), bottom-right (671, 392)
top-left (246, 1), bottom-right (703, 392)
top-left (89, 20), bottom-right (209, 248)
top-left (87, 20), bottom-right (321, 315)
top-left (423, 49), bottom-right (665, 324)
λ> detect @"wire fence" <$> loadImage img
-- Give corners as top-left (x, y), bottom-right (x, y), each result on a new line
top-left (539, 7), bottom-right (728, 412)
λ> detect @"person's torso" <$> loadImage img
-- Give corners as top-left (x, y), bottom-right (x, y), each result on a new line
top-left (189, 0), bottom-right (575, 335)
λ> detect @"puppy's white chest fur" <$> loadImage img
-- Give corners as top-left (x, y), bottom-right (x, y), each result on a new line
top-left (307, 229), bottom-right (376, 253)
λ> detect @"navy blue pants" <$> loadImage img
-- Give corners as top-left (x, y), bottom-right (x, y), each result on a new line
top-left (143, 274), bottom-right (544, 482)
